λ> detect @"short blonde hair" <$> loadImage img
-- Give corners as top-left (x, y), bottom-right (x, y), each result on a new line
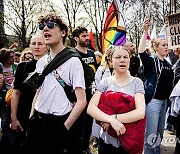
top-left (102, 45), bottom-right (130, 71)
top-left (107, 45), bottom-right (130, 60)
top-left (150, 38), bottom-right (167, 52)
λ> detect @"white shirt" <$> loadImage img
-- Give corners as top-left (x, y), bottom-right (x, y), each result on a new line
top-left (34, 55), bottom-right (85, 116)
top-left (170, 80), bottom-right (180, 117)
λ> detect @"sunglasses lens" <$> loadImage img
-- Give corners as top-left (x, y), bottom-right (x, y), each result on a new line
top-left (39, 23), bottom-right (45, 30)
top-left (38, 22), bottom-right (56, 30)
top-left (47, 22), bottom-right (55, 29)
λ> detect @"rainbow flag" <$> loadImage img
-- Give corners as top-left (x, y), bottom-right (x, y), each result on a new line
top-left (102, 0), bottom-right (126, 54)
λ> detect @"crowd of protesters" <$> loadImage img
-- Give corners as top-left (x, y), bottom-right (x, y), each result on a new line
top-left (0, 12), bottom-right (179, 154)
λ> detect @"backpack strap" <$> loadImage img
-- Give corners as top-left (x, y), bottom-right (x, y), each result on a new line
top-left (42, 47), bottom-right (80, 76)
top-left (24, 47), bottom-right (80, 90)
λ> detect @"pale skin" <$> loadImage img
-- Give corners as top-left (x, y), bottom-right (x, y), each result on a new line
top-left (87, 48), bottom-right (145, 136)
top-left (138, 16), bottom-right (150, 54)
top-left (175, 48), bottom-right (180, 58)
top-left (124, 42), bottom-right (136, 56)
top-left (31, 22), bottom-right (87, 130)
top-left (10, 35), bottom-right (47, 132)
top-left (0, 74), bottom-right (3, 90)
top-left (74, 31), bottom-right (89, 54)
top-left (139, 16), bottom-right (169, 60)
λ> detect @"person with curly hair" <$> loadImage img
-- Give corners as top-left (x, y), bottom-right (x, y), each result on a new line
top-left (25, 13), bottom-right (87, 154)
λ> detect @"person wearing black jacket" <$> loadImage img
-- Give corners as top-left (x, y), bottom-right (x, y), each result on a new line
top-left (124, 42), bottom-right (140, 77)
top-left (73, 26), bottom-right (97, 154)
top-left (139, 17), bottom-right (174, 154)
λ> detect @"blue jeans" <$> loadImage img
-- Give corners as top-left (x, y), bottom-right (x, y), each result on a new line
top-left (144, 99), bottom-right (167, 154)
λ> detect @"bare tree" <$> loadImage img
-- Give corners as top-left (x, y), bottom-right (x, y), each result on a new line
top-left (4, 0), bottom-right (55, 49)
top-left (82, 0), bottom-right (138, 52)
top-left (4, 0), bottom-right (179, 51)
top-left (125, 0), bottom-right (179, 50)
top-left (82, 0), bottom-right (110, 52)
top-left (60, 0), bottom-right (84, 46)
top-left (0, 0), bottom-right (8, 48)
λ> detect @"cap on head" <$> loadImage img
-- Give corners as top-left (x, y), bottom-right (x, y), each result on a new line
top-left (94, 51), bottom-right (102, 57)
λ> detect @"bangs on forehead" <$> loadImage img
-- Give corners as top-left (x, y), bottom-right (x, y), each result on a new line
top-left (106, 45), bottom-right (130, 60)
top-left (112, 46), bottom-right (130, 55)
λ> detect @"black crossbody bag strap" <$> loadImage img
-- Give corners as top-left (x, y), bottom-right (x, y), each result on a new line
top-left (52, 70), bottom-right (76, 103)
top-left (42, 47), bottom-right (80, 76)
top-left (23, 47), bottom-right (80, 90)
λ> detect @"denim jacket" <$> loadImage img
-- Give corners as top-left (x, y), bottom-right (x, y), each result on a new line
top-left (139, 52), bottom-right (173, 104)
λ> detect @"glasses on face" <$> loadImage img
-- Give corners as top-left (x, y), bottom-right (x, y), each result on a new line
top-left (38, 22), bottom-right (57, 30)
top-left (24, 56), bottom-right (33, 61)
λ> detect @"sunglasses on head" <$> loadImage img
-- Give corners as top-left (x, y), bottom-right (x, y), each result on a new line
top-left (38, 22), bottom-right (57, 30)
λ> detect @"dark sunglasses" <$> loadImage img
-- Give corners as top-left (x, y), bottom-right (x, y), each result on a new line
top-left (38, 22), bottom-right (57, 30)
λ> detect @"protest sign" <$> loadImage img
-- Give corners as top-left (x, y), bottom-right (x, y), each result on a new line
top-left (164, 13), bottom-right (180, 49)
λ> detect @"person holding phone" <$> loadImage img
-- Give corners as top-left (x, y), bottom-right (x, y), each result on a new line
top-left (139, 16), bottom-right (174, 154)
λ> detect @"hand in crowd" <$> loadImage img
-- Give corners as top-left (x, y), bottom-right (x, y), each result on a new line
top-left (110, 118), bottom-right (126, 136)
top-left (9, 42), bottom-right (18, 49)
top-left (10, 119), bottom-right (23, 132)
top-left (143, 16), bottom-right (150, 32)
top-left (101, 122), bottom-right (111, 132)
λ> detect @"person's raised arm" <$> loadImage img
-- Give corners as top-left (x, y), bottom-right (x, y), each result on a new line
top-left (138, 17), bottom-right (150, 53)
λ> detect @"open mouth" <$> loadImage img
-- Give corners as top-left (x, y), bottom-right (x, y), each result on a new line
top-left (44, 33), bottom-right (51, 39)
top-left (119, 64), bottom-right (126, 68)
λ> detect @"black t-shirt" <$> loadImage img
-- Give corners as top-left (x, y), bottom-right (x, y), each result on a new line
top-left (13, 59), bottom-right (37, 123)
top-left (76, 48), bottom-right (97, 70)
top-left (129, 55), bottom-right (140, 77)
top-left (76, 48), bottom-right (97, 102)
top-left (154, 59), bottom-right (174, 100)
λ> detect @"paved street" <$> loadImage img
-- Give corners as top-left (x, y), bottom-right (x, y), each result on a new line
top-left (0, 126), bottom-right (176, 153)
top-left (90, 131), bottom-right (176, 154)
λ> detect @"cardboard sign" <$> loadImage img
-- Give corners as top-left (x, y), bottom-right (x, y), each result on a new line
top-left (164, 13), bottom-right (180, 49)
